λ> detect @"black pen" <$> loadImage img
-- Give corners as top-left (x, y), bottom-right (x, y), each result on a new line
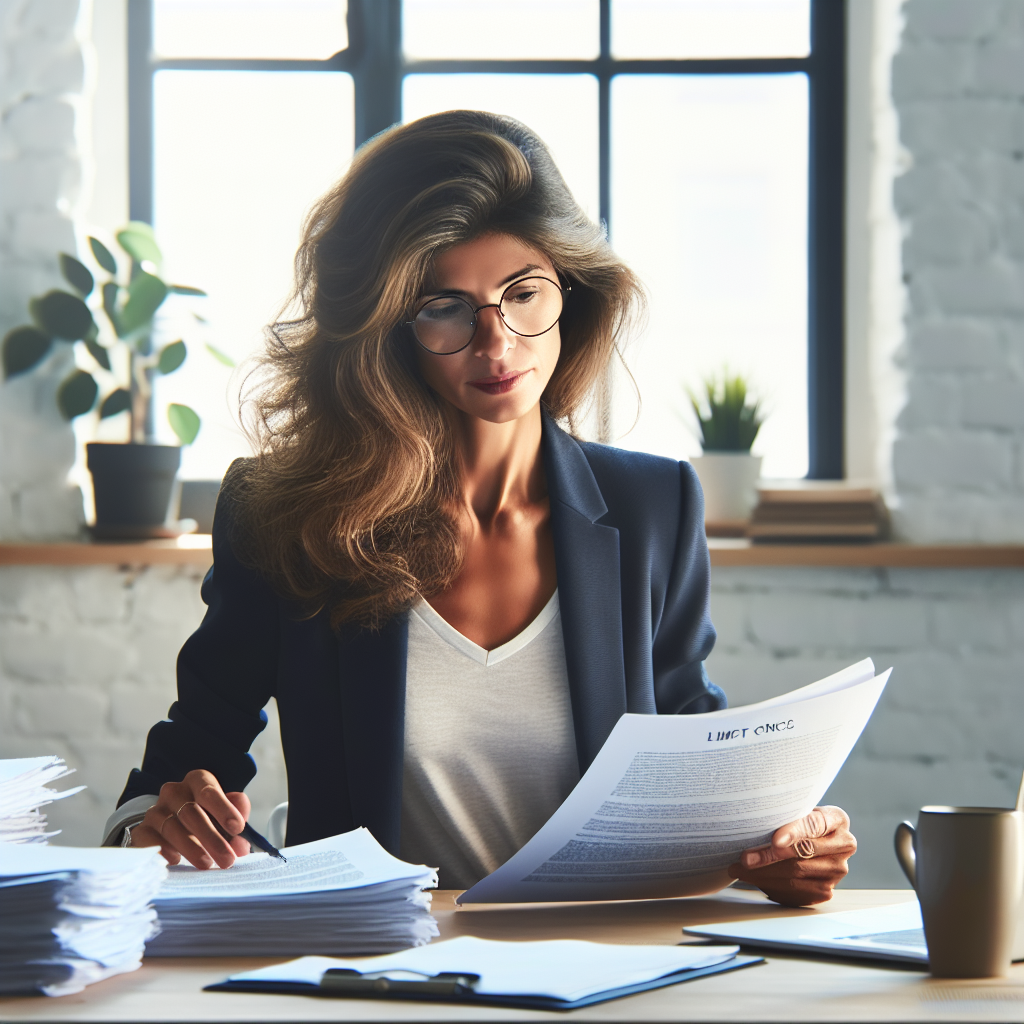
top-left (214, 818), bottom-right (287, 862)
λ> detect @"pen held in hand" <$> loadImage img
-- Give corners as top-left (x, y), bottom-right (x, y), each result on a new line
top-left (213, 818), bottom-right (287, 862)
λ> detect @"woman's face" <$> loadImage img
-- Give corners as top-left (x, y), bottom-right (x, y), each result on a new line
top-left (413, 234), bottom-right (562, 425)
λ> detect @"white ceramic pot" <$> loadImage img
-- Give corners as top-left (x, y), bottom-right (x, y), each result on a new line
top-left (690, 452), bottom-right (762, 522)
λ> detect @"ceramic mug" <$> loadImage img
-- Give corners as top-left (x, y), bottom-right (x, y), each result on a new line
top-left (895, 806), bottom-right (1023, 978)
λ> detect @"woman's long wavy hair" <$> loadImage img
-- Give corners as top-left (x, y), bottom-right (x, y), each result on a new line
top-left (236, 110), bottom-right (643, 630)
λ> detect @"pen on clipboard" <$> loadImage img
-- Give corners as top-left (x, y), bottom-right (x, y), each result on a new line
top-left (213, 818), bottom-right (287, 861)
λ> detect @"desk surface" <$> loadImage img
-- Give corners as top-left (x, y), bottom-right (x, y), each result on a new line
top-left (3, 889), bottom-right (1022, 1022)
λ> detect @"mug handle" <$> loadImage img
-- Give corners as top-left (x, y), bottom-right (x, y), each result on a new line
top-left (894, 820), bottom-right (917, 889)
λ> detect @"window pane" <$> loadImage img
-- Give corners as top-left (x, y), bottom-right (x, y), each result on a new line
top-left (612, 0), bottom-right (810, 59)
top-left (403, 0), bottom-right (599, 60)
top-left (403, 75), bottom-right (599, 220)
top-left (153, 0), bottom-right (347, 60)
top-left (153, 71), bottom-right (354, 479)
top-left (610, 74), bottom-right (808, 478)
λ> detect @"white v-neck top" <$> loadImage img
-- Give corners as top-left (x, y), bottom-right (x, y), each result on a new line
top-left (399, 590), bottom-right (579, 889)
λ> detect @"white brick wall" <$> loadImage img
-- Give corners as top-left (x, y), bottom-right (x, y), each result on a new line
top-left (892, 0), bottom-right (1024, 542)
top-left (0, 563), bottom-right (288, 845)
top-left (707, 566), bottom-right (1024, 888)
top-left (0, 0), bottom-right (86, 539)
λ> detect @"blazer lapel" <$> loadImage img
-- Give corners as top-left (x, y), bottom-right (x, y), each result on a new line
top-left (336, 614), bottom-right (408, 855)
top-left (542, 413), bottom-right (627, 773)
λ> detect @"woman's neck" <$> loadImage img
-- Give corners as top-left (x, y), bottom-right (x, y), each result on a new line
top-left (453, 406), bottom-right (546, 524)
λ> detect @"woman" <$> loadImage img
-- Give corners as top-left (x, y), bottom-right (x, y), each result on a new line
top-left (105, 111), bottom-right (855, 907)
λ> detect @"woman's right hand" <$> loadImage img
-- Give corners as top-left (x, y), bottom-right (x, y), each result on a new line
top-left (130, 769), bottom-right (251, 869)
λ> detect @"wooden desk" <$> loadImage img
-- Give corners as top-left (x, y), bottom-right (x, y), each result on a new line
top-left (3, 890), bottom-right (1022, 1021)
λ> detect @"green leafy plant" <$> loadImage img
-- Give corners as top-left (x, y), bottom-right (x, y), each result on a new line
top-left (1, 222), bottom-right (234, 446)
top-left (689, 372), bottom-right (764, 452)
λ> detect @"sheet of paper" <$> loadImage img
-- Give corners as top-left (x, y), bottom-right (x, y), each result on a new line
top-left (225, 935), bottom-right (740, 1002)
top-left (157, 827), bottom-right (437, 900)
top-left (459, 667), bottom-right (890, 903)
top-left (0, 755), bottom-right (84, 823)
top-left (700, 657), bottom-right (876, 715)
top-left (0, 843), bottom-right (165, 878)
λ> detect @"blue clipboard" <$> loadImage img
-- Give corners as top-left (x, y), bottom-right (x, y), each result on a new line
top-left (206, 953), bottom-right (764, 1011)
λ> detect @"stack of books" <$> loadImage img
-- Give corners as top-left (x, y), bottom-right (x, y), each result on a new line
top-left (0, 844), bottom-right (166, 997)
top-left (0, 756), bottom-right (84, 844)
top-left (748, 481), bottom-right (889, 542)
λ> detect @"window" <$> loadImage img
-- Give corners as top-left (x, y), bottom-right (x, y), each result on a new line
top-left (129, 0), bottom-right (845, 480)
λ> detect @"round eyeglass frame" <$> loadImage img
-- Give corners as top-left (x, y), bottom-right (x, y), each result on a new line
top-left (406, 276), bottom-right (570, 356)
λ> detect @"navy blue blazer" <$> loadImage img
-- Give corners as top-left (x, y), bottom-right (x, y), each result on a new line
top-left (119, 414), bottom-right (725, 851)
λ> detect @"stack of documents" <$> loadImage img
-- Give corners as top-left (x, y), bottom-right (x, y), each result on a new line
top-left (210, 935), bottom-right (761, 1010)
top-left (0, 844), bottom-right (166, 997)
top-left (147, 828), bottom-right (438, 957)
top-left (748, 481), bottom-right (889, 540)
top-left (0, 756), bottom-right (84, 843)
top-left (460, 658), bottom-right (889, 904)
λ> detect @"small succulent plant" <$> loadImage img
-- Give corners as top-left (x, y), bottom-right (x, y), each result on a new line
top-left (2, 222), bottom-right (233, 445)
top-left (689, 372), bottom-right (764, 452)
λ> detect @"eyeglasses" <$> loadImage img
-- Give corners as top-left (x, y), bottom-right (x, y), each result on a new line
top-left (407, 276), bottom-right (568, 355)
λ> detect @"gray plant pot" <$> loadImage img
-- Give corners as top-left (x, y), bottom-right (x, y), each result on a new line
top-left (86, 442), bottom-right (181, 538)
top-left (690, 452), bottom-right (762, 523)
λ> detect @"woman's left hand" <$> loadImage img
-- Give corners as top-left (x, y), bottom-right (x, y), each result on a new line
top-left (727, 806), bottom-right (856, 907)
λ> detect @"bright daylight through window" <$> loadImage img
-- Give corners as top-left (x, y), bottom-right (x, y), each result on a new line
top-left (140, 0), bottom-right (825, 483)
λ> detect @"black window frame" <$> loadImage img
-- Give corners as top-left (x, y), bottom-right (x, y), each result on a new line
top-left (127, 0), bottom-right (845, 478)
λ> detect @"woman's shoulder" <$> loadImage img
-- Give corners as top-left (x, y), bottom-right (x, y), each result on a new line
top-left (575, 440), bottom-right (699, 503)
top-left (220, 456), bottom-right (256, 499)
top-left (213, 458), bottom-right (258, 525)
top-left (571, 439), bottom-right (702, 543)
top-left (209, 457), bottom-right (261, 559)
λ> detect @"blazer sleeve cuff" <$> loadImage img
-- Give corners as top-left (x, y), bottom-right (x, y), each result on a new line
top-left (101, 794), bottom-right (159, 847)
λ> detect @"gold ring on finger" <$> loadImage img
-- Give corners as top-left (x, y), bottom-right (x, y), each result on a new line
top-left (794, 838), bottom-right (815, 859)
top-left (176, 802), bottom-right (191, 817)
top-left (157, 812), bottom-right (177, 835)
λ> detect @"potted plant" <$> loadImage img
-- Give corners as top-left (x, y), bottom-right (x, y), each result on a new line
top-left (688, 372), bottom-right (765, 525)
top-left (1, 222), bottom-right (233, 538)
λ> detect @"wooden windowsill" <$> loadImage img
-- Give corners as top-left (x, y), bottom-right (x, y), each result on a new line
top-left (0, 537), bottom-right (1022, 569)
top-left (707, 539), bottom-right (1024, 568)
top-left (0, 536), bottom-right (215, 566)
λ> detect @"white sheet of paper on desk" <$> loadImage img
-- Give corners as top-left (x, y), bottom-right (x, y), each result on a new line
top-left (459, 661), bottom-right (889, 904)
top-left (158, 827), bottom-right (433, 899)
top-left (225, 935), bottom-right (740, 1002)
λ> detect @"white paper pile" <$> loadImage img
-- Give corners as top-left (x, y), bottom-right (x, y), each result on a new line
top-left (0, 844), bottom-right (167, 997)
top-left (0, 756), bottom-right (84, 843)
top-left (148, 828), bottom-right (438, 957)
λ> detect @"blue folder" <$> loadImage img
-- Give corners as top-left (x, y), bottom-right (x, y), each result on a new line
top-left (207, 953), bottom-right (764, 1011)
